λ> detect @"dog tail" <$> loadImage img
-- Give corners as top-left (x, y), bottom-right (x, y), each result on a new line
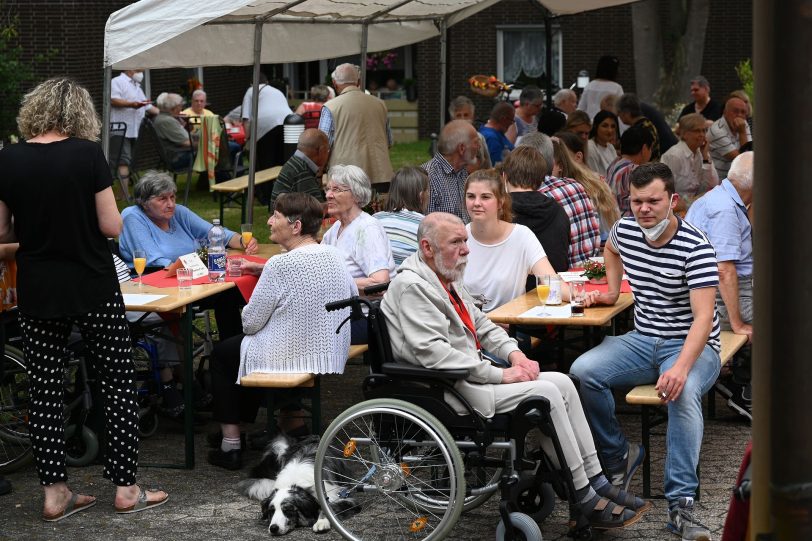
top-left (238, 478), bottom-right (276, 501)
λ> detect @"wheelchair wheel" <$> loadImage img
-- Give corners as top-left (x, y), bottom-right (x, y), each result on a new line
top-left (0, 346), bottom-right (32, 473)
top-left (65, 424), bottom-right (99, 467)
top-left (495, 512), bottom-right (543, 541)
top-left (516, 474), bottom-right (556, 524)
top-left (138, 407), bottom-right (159, 438)
top-left (316, 398), bottom-right (465, 541)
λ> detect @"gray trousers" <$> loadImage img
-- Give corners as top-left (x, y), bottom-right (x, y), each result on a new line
top-left (718, 275), bottom-right (753, 330)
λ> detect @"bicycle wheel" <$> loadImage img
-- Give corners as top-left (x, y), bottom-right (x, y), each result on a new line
top-left (0, 346), bottom-right (32, 473)
top-left (315, 398), bottom-right (465, 541)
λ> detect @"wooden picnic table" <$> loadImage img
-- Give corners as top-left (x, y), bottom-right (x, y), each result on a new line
top-left (488, 290), bottom-right (634, 328)
top-left (210, 166), bottom-right (282, 227)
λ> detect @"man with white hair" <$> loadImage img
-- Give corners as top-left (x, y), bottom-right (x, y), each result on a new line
top-left (553, 89), bottom-right (578, 116)
top-left (422, 120), bottom-right (481, 223)
top-left (182, 89), bottom-right (213, 119)
top-left (686, 151), bottom-right (754, 419)
top-left (320, 63), bottom-right (393, 186)
top-left (110, 69), bottom-right (157, 197)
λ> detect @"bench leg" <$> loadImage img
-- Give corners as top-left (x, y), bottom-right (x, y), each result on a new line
top-left (310, 377), bottom-right (321, 434)
top-left (219, 193), bottom-right (226, 224)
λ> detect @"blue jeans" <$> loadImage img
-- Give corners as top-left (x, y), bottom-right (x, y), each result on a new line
top-left (570, 331), bottom-right (720, 502)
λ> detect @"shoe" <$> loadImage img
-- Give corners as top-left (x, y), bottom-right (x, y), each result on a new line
top-left (667, 496), bottom-right (711, 541)
top-left (608, 443), bottom-right (645, 492)
top-left (580, 494), bottom-right (644, 530)
top-left (206, 430), bottom-right (247, 449)
top-left (0, 476), bottom-right (10, 496)
top-left (727, 384), bottom-right (752, 421)
top-left (207, 448), bottom-right (243, 470)
top-left (42, 493), bottom-right (97, 522)
top-left (114, 488), bottom-right (169, 514)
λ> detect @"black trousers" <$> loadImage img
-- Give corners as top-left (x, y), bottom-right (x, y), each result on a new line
top-left (20, 293), bottom-right (139, 486)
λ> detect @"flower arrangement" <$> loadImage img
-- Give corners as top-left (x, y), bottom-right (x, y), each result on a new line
top-left (581, 259), bottom-right (607, 283)
top-left (366, 51), bottom-right (397, 71)
top-left (468, 74), bottom-right (512, 98)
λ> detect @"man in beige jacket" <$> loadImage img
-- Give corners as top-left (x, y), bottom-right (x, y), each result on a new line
top-left (320, 63), bottom-right (393, 186)
top-left (380, 212), bottom-right (649, 530)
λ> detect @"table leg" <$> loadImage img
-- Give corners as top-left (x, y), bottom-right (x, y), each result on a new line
top-left (219, 193), bottom-right (225, 224)
top-left (182, 306), bottom-right (195, 469)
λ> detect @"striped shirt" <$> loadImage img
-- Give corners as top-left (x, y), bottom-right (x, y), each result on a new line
top-left (112, 254), bottom-right (133, 283)
top-left (539, 176), bottom-right (600, 268)
top-left (374, 209), bottom-right (424, 268)
top-left (610, 217), bottom-right (720, 352)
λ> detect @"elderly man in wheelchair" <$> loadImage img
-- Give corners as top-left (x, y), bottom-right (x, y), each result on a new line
top-left (313, 212), bottom-right (649, 541)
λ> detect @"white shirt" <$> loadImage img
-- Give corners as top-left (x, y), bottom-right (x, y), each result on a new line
top-left (110, 72), bottom-right (148, 138)
top-left (463, 224), bottom-right (546, 312)
top-left (708, 117), bottom-right (751, 180)
top-left (322, 212), bottom-right (397, 279)
top-left (661, 140), bottom-right (719, 200)
top-left (241, 84), bottom-right (293, 140)
top-left (587, 139), bottom-right (619, 177)
top-left (577, 80), bottom-right (624, 121)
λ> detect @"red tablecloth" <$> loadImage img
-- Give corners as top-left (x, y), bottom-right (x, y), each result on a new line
top-left (569, 268), bottom-right (632, 294)
top-left (136, 255), bottom-right (267, 302)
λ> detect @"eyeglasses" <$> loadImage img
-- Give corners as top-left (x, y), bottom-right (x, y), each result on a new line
top-left (325, 185), bottom-right (351, 195)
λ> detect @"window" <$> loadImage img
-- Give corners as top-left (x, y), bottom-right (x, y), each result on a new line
top-left (497, 26), bottom-right (562, 89)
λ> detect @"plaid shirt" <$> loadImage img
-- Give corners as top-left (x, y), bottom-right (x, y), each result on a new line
top-left (539, 176), bottom-right (600, 267)
top-left (606, 157), bottom-right (637, 218)
top-left (422, 154), bottom-right (470, 223)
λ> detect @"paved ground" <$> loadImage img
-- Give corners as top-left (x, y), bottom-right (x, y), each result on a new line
top-left (1, 362), bottom-right (751, 541)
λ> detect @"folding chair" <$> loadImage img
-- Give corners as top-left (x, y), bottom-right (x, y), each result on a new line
top-left (108, 122), bottom-right (130, 202)
top-left (130, 117), bottom-right (196, 205)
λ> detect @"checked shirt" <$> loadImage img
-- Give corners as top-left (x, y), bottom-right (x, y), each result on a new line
top-left (422, 154), bottom-right (470, 223)
top-left (539, 176), bottom-right (600, 268)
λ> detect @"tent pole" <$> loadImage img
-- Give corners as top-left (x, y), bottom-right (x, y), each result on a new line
top-left (545, 14), bottom-right (553, 108)
top-left (102, 66), bottom-right (112, 159)
top-left (246, 19), bottom-right (263, 225)
top-left (360, 24), bottom-right (368, 89)
top-left (438, 18), bottom-right (447, 134)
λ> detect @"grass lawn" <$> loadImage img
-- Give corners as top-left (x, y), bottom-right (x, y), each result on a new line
top-left (118, 139), bottom-right (433, 241)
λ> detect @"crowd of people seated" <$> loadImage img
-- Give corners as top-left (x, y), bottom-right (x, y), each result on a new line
top-left (0, 64), bottom-right (754, 540)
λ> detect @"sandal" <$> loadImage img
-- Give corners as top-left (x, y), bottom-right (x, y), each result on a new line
top-left (599, 483), bottom-right (652, 512)
top-left (115, 488), bottom-right (169, 514)
top-left (581, 495), bottom-right (644, 530)
top-left (42, 493), bottom-right (97, 522)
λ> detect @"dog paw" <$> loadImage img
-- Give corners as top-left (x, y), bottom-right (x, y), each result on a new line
top-left (313, 517), bottom-right (331, 533)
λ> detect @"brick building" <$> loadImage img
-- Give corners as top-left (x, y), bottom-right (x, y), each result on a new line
top-left (4, 0), bottom-right (751, 141)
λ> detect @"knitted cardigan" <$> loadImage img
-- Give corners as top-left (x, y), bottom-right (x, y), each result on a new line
top-left (237, 244), bottom-right (356, 379)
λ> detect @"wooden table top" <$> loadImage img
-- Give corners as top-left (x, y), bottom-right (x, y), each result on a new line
top-left (210, 166), bottom-right (282, 193)
top-left (487, 291), bottom-right (634, 327)
top-left (120, 280), bottom-right (235, 313)
top-left (235, 243), bottom-right (283, 259)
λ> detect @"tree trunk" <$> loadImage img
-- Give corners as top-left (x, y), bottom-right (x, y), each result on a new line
top-left (631, 0), bottom-right (663, 102)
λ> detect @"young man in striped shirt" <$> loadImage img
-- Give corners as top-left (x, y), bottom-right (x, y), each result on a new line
top-left (571, 163), bottom-right (720, 541)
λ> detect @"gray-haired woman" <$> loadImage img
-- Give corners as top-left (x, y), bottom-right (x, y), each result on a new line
top-left (0, 77), bottom-right (168, 519)
top-left (152, 92), bottom-right (195, 169)
top-left (322, 164), bottom-right (396, 343)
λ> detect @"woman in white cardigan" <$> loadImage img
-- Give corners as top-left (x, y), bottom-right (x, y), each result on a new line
top-left (207, 193), bottom-right (356, 470)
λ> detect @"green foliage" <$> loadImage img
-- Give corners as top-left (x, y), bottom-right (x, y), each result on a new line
top-left (735, 58), bottom-right (754, 116)
top-left (0, 5), bottom-right (31, 141)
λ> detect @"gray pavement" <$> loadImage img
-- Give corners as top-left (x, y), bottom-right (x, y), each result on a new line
top-left (1, 362), bottom-right (751, 541)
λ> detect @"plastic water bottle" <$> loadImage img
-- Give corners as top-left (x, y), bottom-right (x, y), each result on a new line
top-left (207, 219), bottom-right (226, 282)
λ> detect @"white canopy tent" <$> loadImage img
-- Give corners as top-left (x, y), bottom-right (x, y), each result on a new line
top-left (103, 0), bottom-right (638, 221)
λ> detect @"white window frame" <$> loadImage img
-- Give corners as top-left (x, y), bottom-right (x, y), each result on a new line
top-left (496, 25), bottom-right (563, 89)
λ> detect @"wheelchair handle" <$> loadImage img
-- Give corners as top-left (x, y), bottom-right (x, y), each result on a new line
top-left (325, 296), bottom-right (361, 312)
top-left (363, 281), bottom-right (390, 296)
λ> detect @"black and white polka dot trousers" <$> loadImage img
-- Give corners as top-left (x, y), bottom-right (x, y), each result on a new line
top-left (20, 292), bottom-right (139, 487)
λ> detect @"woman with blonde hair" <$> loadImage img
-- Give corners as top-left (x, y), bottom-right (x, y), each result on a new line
top-left (0, 77), bottom-right (168, 520)
top-left (463, 169), bottom-right (565, 312)
top-left (554, 133), bottom-right (620, 242)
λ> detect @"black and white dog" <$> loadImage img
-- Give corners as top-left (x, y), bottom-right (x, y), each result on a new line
top-left (239, 433), bottom-right (360, 535)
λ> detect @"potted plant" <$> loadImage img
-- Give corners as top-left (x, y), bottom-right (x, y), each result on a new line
top-left (402, 78), bottom-right (416, 101)
top-left (581, 259), bottom-right (607, 284)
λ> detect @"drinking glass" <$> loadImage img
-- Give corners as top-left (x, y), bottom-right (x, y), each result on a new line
top-left (240, 224), bottom-right (253, 248)
top-left (535, 274), bottom-right (551, 315)
top-left (227, 257), bottom-right (243, 278)
top-left (177, 268), bottom-right (193, 292)
top-left (570, 280), bottom-right (587, 317)
top-left (133, 249), bottom-right (147, 289)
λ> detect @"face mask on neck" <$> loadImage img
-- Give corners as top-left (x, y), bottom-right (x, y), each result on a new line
top-left (639, 195), bottom-right (675, 241)
top-left (131, 72), bottom-right (144, 84)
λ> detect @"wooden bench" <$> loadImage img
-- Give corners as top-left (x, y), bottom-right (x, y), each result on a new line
top-left (625, 330), bottom-right (749, 497)
top-left (238, 344), bottom-right (369, 434)
top-left (210, 165), bottom-right (282, 226)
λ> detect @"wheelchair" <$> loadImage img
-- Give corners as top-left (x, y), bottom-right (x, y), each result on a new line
top-left (313, 293), bottom-right (597, 541)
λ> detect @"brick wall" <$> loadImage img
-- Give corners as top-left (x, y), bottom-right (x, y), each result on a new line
top-left (417, 0), bottom-right (752, 137)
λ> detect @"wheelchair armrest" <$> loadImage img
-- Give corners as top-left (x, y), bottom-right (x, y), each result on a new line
top-left (380, 362), bottom-right (469, 381)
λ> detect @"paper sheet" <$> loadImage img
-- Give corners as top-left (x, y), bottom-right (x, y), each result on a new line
top-left (123, 293), bottom-right (168, 306)
top-left (519, 304), bottom-right (573, 319)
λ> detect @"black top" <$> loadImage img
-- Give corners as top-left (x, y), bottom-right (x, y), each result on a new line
top-left (678, 98), bottom-right (723, 122)
top-left (0, 138), bottom-right (118, 318)
top-left (510, 191), bottom-right (570, 288)
top-left (640, 102), bottom-right (679, 155)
